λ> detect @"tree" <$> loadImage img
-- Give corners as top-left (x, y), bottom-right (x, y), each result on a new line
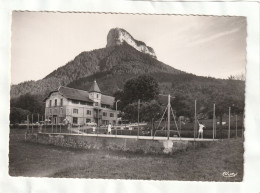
top-left (11, 93), bottom-right (45, 115)
top-left (170, 93), bottom-right (192, 118)
top-left (116, 75), bottom-right (159, 109)
top-left (10, 107), bottom-right (31, 124)
top-left (122, 100), bottom-right (163, 123)
top-left (228, 73), bottom-right (245, 81)
top-left (121, 102), bottom-right (138, 123)
top-left (207, 81), bottom-right (245, 138)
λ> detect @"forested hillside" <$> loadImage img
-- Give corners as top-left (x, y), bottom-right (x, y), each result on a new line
top-left (10, 30), bottom-right (245, 124)
top-left (11, 43), bottom-right (181, 98)
top-left (68, 72), bottom-right (245, 119)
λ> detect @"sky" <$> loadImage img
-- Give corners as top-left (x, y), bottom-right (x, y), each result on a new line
top-left (11, 12), bottom-right (247, 84)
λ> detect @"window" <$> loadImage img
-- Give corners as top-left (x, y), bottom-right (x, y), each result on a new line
top-left (86, 119), bottom-right (91, 123)
top-left (96, 94), bottom-right (99, 98)
top-left (60, 108), bottom-right (63, 115)
top-left (55, 99), bottom-right (57, 107)
top-left (49, 109), bottom-right (52, 114)
top-left (102, 104), bottom-right (111, 109)
top-left (102, 120), bottom-right (109, 125)
top-left (103, 112), bottom-right (107, 116)
top-left (73, 117), bottom-right (78, 124)
top-left (60, 99), bottom-right (63, 106)
top-left (72, 100), bottom-right (79, 104)
top-left (110, 113), bottom-right (114, 117)
top-left (101, 104), bottom-right (108, 108)
top-left (54, 108), bottom-right (57, 114)
top-left (81, 101), bottom-right (87, 105)
top-left (86, 110), bottom-right (92, 115)
top-left (94, 102), bottom-right (99, 106)
top-left (87, 102), bottom-right (93, 106)
top-left (73, 109), bottom-right (78, 114)
top-left (49, 100), bottom-right (52, 107)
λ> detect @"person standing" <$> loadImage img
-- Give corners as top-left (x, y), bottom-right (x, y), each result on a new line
top-left (198, 121), bottom-right (205, 139)
top-left (107, 123), bottom-right (112, 135)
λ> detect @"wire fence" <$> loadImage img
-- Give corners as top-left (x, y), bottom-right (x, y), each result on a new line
top-left (23, 123), bottom-right (153, 136)
top-left (10, 112), bottom-right (244, 140)
top-left (17, 120), bottom-right (244, 140)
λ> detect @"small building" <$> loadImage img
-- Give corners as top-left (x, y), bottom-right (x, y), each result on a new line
top-left (44, 80), bottom-right (119, 126)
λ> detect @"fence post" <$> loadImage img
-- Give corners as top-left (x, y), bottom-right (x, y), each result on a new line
top-left (228, 107), bottom-right (231, 139)
top-left (194, 100), bottom-right (197, 141)
top-left (179, 119), bottom-right (182, 137)
top-left (44, 118), bottom-right (46, 133)
top-left (137, 99), bottom-right (140, 139)
top-left (26, 115), bottom-right (29, 134)
top-left (213, 104), bottom-right (215, 140)
top-left (32, 114), bottom-right (34, 134)
top-left (51, 113), bottom-right (53, 133)
top-left (167, 95), bottom-right (171, 140)
top-left (242, 111), bottom-right (244, 139)
top-left (235, 115), bottom-right (237, 138)
top-left (56, 119), bottom-right (58, 133)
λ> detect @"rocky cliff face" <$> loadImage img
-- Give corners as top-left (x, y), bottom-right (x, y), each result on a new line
top-left (106, 28), bottom-right (157, 59)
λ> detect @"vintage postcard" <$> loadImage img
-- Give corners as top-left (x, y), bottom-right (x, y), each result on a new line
top-left (1, 1), bottom-right (260, 193)
top-left (9, 11), bottom-right (246, 180)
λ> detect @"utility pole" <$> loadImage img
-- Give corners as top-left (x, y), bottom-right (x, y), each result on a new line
top-left (27, 115), bottom-right (29, 134)
top-left (242, 111), bottom-right (245, 138)
top-left (167, 94), bottom-right (171, 140)
top-left (194, 100), bottom-right (197, 140)
top-left (32, 114), bottom-right (34, 133)
top-left (138, 99), bottom-right (140, 138)
top-left (228, 107), bottom-right (231, 139)
top-left (213, 104), bottom-right (215, 139)
top-left (235, 115), bottom-right (238, 138)
top-left (115, 100), bottom-right (120, 125)
top-left (215, 104), bottom-right (217, 138)
top-left (151, 118), bottom-right (154, 137)
top-left (156, 93), bottom-right (179, 140)
top-left (179, 118), bottom-right (182, 137)
top-left (97, 107), bottom-right (98, 135)
top-left (52, 112), bottom-right (53, 133)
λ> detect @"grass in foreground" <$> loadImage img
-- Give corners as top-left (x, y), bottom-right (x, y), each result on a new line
top-left (9, 129), bottom-right (243, 181)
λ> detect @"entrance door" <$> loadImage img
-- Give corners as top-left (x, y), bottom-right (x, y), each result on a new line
top-left (53, 115), bottom-right (57, 124)
top-left (73, 117), bottom-right (78, 124)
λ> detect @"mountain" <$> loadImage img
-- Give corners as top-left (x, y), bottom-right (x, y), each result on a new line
top-left (11, 29), bottom-right (182, 98)
top-left (67, 71), bottom-right (245, 116)
top-left (10, 27), bottom-right (245, 121)
top-left (107, 28), bottom-right (156, 58)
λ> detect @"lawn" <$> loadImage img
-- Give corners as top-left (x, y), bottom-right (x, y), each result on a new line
top-left (9, 129), bottom-right (243, 181)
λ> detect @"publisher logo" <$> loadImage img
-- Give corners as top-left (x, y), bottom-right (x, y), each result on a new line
top-left (222, 171), bottom-right (238, 178)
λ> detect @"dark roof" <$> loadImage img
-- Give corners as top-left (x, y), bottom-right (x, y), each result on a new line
top-left (101, 94), bottom-right (115, 106)
top-left (44, 86), bottom-right (114, 106)
top-left (43, 90), bottom-right (58, 102)
top-left (89, 80), bottom-right (101, 93)
top-left (58, 86), bottom-right (93, 102)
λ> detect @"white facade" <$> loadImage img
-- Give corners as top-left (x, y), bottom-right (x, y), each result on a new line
top-left (44, 86), bottom-right (118, 126)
